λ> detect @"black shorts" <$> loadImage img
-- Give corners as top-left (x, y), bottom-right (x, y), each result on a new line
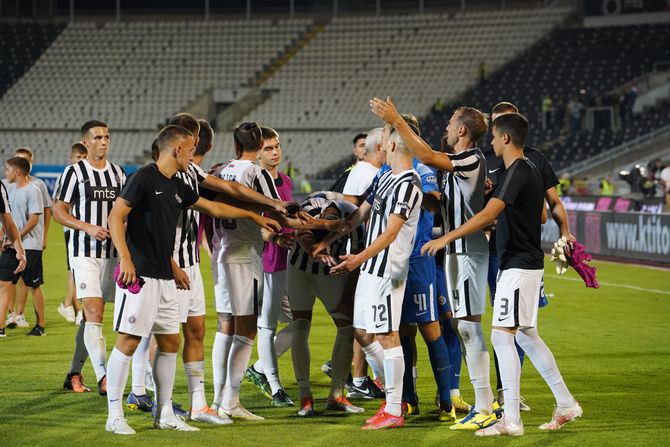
top-left (0, 249), bottom-right (44, 288)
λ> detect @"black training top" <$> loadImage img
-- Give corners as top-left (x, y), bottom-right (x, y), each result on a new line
top-left (120, 163), bottom-right (199, 280)
top-left (493, 157), bottom-right (545, 271)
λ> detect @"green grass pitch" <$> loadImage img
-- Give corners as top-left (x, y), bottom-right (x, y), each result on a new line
top-left (1, 224), bottom-right (669, 446)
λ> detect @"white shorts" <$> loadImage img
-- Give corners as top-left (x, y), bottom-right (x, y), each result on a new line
top-left (175, 264), bottom-right (206, 323)
top-left (258, 271), bottom-right (292, 328)
top-left (353, 271), bottom-right (405, 334)
top-left (70, 256), bottom-right (117, 302)
top-left (286, 263), bottom-right (353, 322)
top-left (445, 253), bottom-right (488, 318)
top-left (213, 261), bottom-right (231, 314)
top-left (223, 261), bottom-right (263, 317)
top-left (492, 268), bottom-right (544, 328)
top-left (113, 278), bottom-right (180, 337)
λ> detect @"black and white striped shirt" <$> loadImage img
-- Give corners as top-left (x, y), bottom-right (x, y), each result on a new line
top-left (362, 169), bottom-right (422, 280)
top-left (441, 148), bottom-right (488, 255)
top-left (289, 197), bottom-right (365, 275)
top-left (0, 182), bottom-right (10, 214)
top-left (58, 159), bottom-right (126, 258)
top-left (173, 162), bottom-right (208, 268)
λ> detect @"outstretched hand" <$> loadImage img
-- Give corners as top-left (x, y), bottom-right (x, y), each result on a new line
top-left (329, 253), bottom-right (363, 275)
top-left (369, 96), bottom-right (401, 124)
top-left (254, 215), bottom-right (282, 233)
top-left (421, 236), bottom-right (450, 257)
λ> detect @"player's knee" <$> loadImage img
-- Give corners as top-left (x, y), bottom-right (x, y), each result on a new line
top-left (216, 312), bottom-right (233, 334)
top-left (354, 328), bottom-right (373, 347)
top-left (419, 321), bottom-right (442, 342)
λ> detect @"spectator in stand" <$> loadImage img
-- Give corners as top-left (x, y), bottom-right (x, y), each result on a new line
top-left (558, 173), bottom-right (571, 196)
top-left (660, 161), bottom-right (670, 209)
top-left (542, 95), bottom-right (553, 129)
top-left (567, 97), bottom-right (583, 134)
top-left (599, 176), bottom-right (615, 196)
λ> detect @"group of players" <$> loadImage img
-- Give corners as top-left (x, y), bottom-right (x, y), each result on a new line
top-left (1, 96), bottom-right (583, 437)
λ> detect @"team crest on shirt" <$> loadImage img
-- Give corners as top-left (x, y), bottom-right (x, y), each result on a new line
top-left (175, 193), bottom-right (182, 204)
top-left (79, 282), bottom-right (86, 290)
top-left (128, 314), bottom-right (137, 325)
top-left (438, 295), bottom-right (447, 306)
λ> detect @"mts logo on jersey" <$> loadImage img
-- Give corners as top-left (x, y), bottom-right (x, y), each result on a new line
top-left (89, 186), bottom-right (119, 201)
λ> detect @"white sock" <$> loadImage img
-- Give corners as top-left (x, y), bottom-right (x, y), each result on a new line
top-left (184, 361), bottom-right (207, 411)
top-left (256, 326), bottom-right (282, 394)
top-left (361, 341), bottom-right (385, 383)
top-left (456, 320), bottom-right (494, 415)
top-left (516, 327), bottom-right (574, 408)
top-left (330, 325), bottom-right (354, 398)
top-left (450, 389), bottom-right (461, 399)
top-left (491, 329), bottom-right (521, 424)
top-left (106, 347), bottom-right (131, 421)
top-left (383, 346), bottom-right (404, 417)
top-left (222, 335), bottom-right (254, 410)
top-left (84, 323), bottom-right (107, 382)
top-left (69, 322), bottom-right (88, 374)
top-left (131, 336), bottom-right (150, 396)
top-left (274, 321), bottom-right (295, 358)
top-left (212, 332), bottom-right (233, 407)
top-left (353, 376), bottom-right (366, 387)
top-left (153, 350), bottom-right (178, 421)
top-left (412, 366), bottom-right (418, 395)
top-left (290, 319), bottom-right (312, 399)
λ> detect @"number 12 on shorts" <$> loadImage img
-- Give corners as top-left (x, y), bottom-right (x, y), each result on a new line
top-left (372, 303), bottom-right (387, 329)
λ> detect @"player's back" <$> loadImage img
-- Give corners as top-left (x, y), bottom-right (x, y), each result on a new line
top-left (215, 159), bottom-right (272, 264)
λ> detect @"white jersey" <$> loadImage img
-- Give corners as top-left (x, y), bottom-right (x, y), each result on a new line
top-left (342, 161), bottom-right (379, 195)
top-left (441, 148), bottom-right (488, 254)
top-left (173, 162), bottom-right (208, 268)
top-left (361, 169), bottom-right (422, 281)
top-left (58, 159), bottom-right (126, 258)
top-left (214, 159), bottom-right (279, 264)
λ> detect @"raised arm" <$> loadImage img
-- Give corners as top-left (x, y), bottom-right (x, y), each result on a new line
top-left (370, 96), bottom-right (454, 171)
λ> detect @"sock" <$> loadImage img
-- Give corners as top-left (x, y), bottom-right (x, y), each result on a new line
top-left (106, 347), bottom-right (131, 421)
top-left (69, 321), bottom-right (88, 374)
top-left (456, 320), bottom-right (494, 415)
top-left (400, 335), bottom-right (416, 404)
top-left (84, 323), bottom-right (107, 382)
top-left (256, 326), bottom-right (282, 394)
top-left (212, 332), bottom-right (233, 407)
top-left (412, 366), bottom-right (418, 399)
top-left (184, 361), bottom-right (207, 411)
top-left (383, 346), bottom-right (404, 417)
top-left (153, 350), bottom-right (178, 421)
top-left (131, 336), bottom-right (150, 396)
top-left (491, 329), bottom-right (521, 424)
top-left (516, 327), bottom-right (574, 408)
top-left (426, 336), bottom-right (452, 406)
top-left (517, 340), bottom-right (526, 367)
top-left (352, 376), bottom-right (366, 387)
top-left (441, 319), bottom-right (462, 392)
top-left (330, 325), bottom-right (354, 398)
top-left (222, 335), bottom-right (254, 410)
top-left (290, 319), bottom-right (312, 399)
top-left (274, 321), bottom-right (295, 358)
top-left (361, 341), bottom-right (385, 383)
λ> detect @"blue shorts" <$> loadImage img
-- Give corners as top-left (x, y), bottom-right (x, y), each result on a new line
top-left (435, 262), bottom-right (451, 315)
top-left (402, 257), bottom-right (439, 324)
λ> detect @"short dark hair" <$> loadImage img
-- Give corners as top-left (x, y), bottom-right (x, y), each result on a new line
top-left (169, 113), bottom-right (200, 136)
top-left (151, 138), bottom-right (160, 162)
top-left (352, 133), bottom-right (367, 146)
top-left (195, 119), bottom-right (214, 157)
top-left (81, 120), bottom-right (108, 136)
top-left (70, 143), bottom-right (87, 156)
top-left (492, 102), bottom-right (519, 115)
top-left (6, 156), bottom-right (31, 175)
top-left (402, 114), bottom-right (421, 137)
top-left (455, 107), bottom-right (489, 142)
top-left (157, 125), bottom-right (194, 153)
top-left (492, 113), bottom-right (529, 147)
top-left (15, 148), bottom-right (33, 158)
top-left (261, 127), bottom-right (279, 141)
top-left (233, 122), bottom-right (263, 154)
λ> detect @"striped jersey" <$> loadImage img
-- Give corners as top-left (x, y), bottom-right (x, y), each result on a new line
top-left (214, 159), bottom-right (279, 264)
top-left (173, 162), bottom-right (208, 268)
top-left (362, 169), bottom-right (422, 281)
top-left (289, 196), bottom-right (365, 275)
top-left (441, 148), bottom-right (488, 255)
top-left (0, 181), bottom-right (10, 213)
top-left (53, 173), bottom-right (70, 236)
top-left (57, 159), bottom-right (126, 258)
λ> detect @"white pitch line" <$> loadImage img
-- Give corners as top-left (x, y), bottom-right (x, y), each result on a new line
top-left (545, 274), bottom-right (670, 296)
